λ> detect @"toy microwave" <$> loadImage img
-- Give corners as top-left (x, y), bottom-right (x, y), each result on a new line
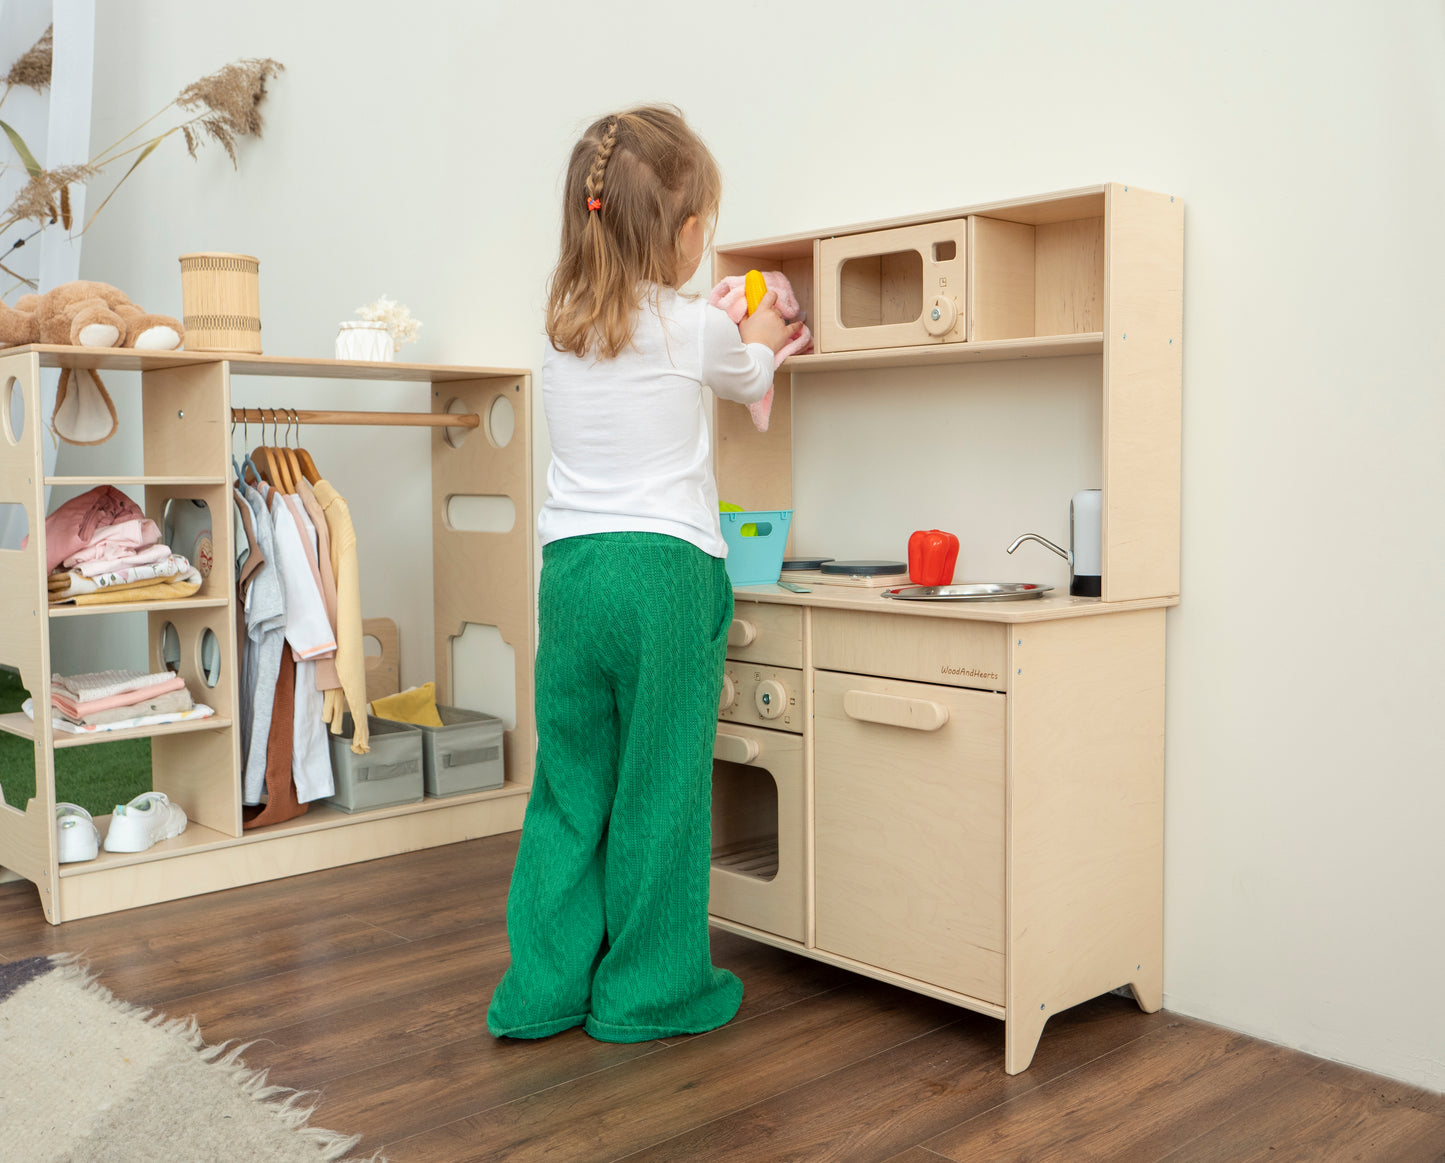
top-left (817, 219), bottom-right (969, 352)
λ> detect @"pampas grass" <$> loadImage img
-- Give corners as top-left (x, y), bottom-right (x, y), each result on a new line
top-left (0, 42), bottom-right (283, 296)
top-left (175, 57), bottom-right (284, 165)
top-left (2, 24), bottom-right (51, 95)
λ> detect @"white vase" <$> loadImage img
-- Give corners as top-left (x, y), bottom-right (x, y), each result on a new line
top-left (335, 321), bottom-right (395, 361)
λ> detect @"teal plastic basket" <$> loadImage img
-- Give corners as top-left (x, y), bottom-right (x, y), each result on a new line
top-left (720, 509), bottom-right (793, 586)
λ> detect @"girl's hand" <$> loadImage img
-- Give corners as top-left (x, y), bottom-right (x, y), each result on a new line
top-left (739, 289), bottom-right (806, 354)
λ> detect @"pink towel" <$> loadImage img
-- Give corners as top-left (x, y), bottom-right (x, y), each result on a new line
top-left (50, 674), bottom-right (186, 721)
top-left (708, 271), bottom-right (814, 433)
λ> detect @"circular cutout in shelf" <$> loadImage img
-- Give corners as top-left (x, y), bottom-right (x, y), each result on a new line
top-left (486, 395), bottom-right (514, 449)
top-left (3, 377), bottom-right (23, 445)
top-left (198, 628), bottom-right (221, 688)
top-left (159, 622), bottom-right (181, 674)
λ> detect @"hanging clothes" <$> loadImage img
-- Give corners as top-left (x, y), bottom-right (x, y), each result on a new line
top-left (312, 479), bottom-right (369, 755)
top-left (267, 485), bottom-right (336, 803)
top-left (235, 476), bottom-right (288, 806)
top-left (243, 642), bottom-right (307, 829)
top-left (294, 477), bottom-right (341, 696)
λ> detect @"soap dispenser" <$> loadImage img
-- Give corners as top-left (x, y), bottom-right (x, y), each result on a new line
top-left (1006, 489), bottom-right (1102, 597)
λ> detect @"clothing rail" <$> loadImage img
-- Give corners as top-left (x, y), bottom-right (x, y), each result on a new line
top-left (230, 408), bottom-right (480, 429)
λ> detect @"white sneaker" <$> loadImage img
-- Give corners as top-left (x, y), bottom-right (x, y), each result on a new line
top-left (102, 792), bottom-right (188, 853)
top-left (56, 803), bottom-right (100, 863)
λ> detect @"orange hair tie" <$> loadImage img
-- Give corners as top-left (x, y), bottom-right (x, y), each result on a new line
top-left (587, 197), bottom-right (602, 212)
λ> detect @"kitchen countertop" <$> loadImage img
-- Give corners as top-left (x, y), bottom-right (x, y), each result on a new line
top-left (732, 582), bottom-right (1179, 623)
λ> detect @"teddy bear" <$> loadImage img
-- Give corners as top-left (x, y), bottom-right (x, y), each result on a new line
top-left (0, 280), bottom-right (185, 445)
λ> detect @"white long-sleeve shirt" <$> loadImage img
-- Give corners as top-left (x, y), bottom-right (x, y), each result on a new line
top-left (537, 289), bottom-right (774, 557)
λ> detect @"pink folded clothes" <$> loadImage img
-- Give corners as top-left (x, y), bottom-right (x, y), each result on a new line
top-left (27, 485), bottom-right (160, 574)
top-left (50, 674), bottom-right (187, 721)
top-left (708, 270), bottom-right (814, 434)
top-left (60, 519), bottom-right (164, 570)
top-left (57, 686), bottom-right (195, 728)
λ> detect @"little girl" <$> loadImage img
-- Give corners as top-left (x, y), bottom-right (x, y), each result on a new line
top-left (486, 106), bottom-right (800, 1042)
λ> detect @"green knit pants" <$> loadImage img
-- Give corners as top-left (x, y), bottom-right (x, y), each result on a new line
top-left (486, 532), bottom-right (743, 1042)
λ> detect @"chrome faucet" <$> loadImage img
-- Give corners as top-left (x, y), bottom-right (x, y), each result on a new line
top-left (1006, 532), bottom-right (1069, 562)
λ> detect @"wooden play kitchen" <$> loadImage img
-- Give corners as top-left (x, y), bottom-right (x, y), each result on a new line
top-left (0, 345), bottom-right (533, 924)
top-left (707, 184), bottom-right (1182, 1073)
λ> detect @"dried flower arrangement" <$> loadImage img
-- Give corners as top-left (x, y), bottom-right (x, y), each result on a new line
top-left (356, 296), bottom-right (422, 347)
top-left (0, 26), bottom-right (282, 298)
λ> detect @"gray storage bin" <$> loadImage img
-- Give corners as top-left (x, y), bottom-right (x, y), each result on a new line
top-left (327, 714), bottom-right (424, 813)
top-left (412, 706), bottom-right (506, 797)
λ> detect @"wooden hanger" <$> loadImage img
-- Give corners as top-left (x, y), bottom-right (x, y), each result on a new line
top-left (289, 409), bottom-right (322, 485)
top-left (271, 409), bottom-right (297, 493)
top-left (248, 410), bottom-right (276, 489)
top-left (255, 409), bottom-right (295, 493)
top-left (278, 409), bottom-right (304, 491)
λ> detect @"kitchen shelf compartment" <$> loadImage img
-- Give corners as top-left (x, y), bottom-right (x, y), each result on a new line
top-left (968, 210), bottom-right (1106, 342)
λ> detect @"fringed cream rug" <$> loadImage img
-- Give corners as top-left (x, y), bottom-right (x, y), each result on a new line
top-left (0, 954), bottom-right (377, 1162)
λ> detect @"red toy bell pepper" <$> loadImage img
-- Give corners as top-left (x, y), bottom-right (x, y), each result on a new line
top-left (908, 528), bottom-right (959, 586)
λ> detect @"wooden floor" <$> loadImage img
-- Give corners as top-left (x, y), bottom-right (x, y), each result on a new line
top-left (1, 834), bottom-right (1441, 1162)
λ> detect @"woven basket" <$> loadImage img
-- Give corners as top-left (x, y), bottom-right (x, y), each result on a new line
top-left (179, 252), bottom-right (262, 353)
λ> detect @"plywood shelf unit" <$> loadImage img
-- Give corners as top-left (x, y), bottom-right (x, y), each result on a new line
top-left (0, 344), bottom-right (534, 924)
top-left (707, 183), bottom-right (1181, 1074)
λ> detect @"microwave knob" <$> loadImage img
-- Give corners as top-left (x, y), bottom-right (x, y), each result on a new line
top-left (755, 678), bottom-right (788, 719)
top-left (924, 295), bottom-right (957, 337)
top-left (719, 673), bottom-right (737, 713)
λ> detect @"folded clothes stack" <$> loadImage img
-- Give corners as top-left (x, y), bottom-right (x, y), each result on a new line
top-left (35, 486), bottom-right (204, 605)
top-left (48, 554), bottom-right (202, 604)
top-left (27, 668), bottom-right (214, 734)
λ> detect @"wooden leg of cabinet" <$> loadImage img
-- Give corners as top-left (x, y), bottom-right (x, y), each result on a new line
top-left (1004, 1005), bottom-right (1051, 1075)
top-left (1128, 961), bottom-right (1163, 1013)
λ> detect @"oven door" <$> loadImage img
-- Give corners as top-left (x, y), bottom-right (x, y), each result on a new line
top-left (710, 722), bottom-right (805, 943)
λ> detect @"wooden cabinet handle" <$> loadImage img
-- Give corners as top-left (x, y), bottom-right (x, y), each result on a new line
top-left (714, 731), bottom-right (760, 764)
top-left (842, 689), bottom-right (950, 732)
top-left (727, 619), bottom-right (757, 648)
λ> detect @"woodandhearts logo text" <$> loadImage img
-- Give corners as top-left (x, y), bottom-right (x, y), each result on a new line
top-left (941, 665), bottom-right (999, 682)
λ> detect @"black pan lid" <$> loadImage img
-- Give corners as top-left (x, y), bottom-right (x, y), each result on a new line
top-left (821, 559), bottom-right (907, 576)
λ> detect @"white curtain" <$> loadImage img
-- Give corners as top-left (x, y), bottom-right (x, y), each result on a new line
top-left (0, 0), bottom-right (95, 549)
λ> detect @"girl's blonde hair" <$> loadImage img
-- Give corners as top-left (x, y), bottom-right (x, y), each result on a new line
top-left (546, 105), bottom-right (721, 360)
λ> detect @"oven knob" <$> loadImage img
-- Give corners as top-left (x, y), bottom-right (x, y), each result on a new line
top-left (719, 673), bottom-right (737, 713)
top-left (754, 678), bottom-right (787, 719)
top-left (924, 295), bottom-right (957, 337)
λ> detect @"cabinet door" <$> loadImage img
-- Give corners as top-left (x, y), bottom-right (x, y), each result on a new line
top-left (814, 670), bottom-right (1005, 1003)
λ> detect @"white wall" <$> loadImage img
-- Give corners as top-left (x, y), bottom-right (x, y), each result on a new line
top-left (72, 0), bottom-right (1445, 1090)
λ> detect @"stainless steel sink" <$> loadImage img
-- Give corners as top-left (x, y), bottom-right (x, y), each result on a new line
top-left (880, 582), bottom-right (1054, 602)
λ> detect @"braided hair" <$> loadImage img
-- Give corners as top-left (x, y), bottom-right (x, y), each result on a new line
top-left (546, 105), bottom-right (722, 359)
top-left (583, 117), bottom-right (620, 214)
